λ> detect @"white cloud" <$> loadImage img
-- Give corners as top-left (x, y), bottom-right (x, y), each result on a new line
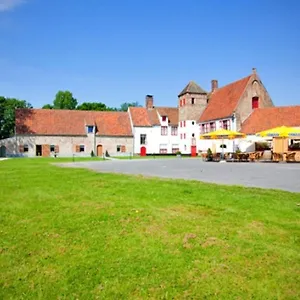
top-left (0, 0), bottom-right (26, 12)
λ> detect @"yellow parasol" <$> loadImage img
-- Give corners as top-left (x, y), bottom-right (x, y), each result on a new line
top-left (256, 126), bottom-right (300, 161)
top-left (200, 129), bottom-right (246, 160)
top-left (256, 126), bottom-right (300, 138)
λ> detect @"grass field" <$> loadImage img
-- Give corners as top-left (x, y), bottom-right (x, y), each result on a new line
top-left (0, 158), bottom-right (299, 299)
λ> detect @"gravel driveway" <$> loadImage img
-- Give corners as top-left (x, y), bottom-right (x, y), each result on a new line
top-left (58, 158), bottom-right (300, 193)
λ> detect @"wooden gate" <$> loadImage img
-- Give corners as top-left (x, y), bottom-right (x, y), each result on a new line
top-left (97, 145), bottom-right (103, 156)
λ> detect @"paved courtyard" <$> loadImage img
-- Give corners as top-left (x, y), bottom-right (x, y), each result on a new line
top-left (59, 158), bottom-right (300, 193)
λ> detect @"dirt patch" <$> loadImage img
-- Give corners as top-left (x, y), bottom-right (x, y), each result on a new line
top-left (201, 237), bottom-right (225, 248)
top-left (183, 233), bottom-right (197, 249)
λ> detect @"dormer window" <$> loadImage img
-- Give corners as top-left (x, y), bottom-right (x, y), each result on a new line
top-left (252, 97), bottom-right (259, 109)
top-left (162, 116), bottom-right (167, 122)
top-left (87, 126), bottom-right (94, 133)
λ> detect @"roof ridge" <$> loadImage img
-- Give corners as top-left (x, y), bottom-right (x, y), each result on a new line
top-left (213, 75), bottom-right (252, 92)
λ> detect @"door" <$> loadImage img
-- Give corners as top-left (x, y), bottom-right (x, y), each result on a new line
top-left (140, 146), bottom-right (146, 156)
top-left (42, 144), bottom-right (50, 157)
top-left (0, 145), bottom-right (6, 157)
top-left (97, 145), bottom-right (103, 156)
top-left (191, 145), bottom-right (197, 157)
top-left (36, 145), bottom-right (42, 156)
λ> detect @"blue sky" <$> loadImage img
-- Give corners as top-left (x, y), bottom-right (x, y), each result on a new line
top-left (0, 0), bottom-right (299, 108)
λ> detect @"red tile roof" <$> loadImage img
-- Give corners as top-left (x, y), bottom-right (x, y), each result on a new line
top-left (129, 107), bottom-right (152, 127)
top-left (199, 75), bottom-right (251, 122)
top-left (241, 106), bottom-right (300, 134)
top-left (156, 107), bottom-right (179, 126)
top-left (16, 109), bottom-right (133, 136)
top-left (129, 107), bottom-right (178, 126)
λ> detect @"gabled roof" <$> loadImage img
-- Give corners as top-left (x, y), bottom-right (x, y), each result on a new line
top-left (129, 107), bottom-right (152, 127)
top-left (199, 75), bottom-right (251, 122)
top-left (178, 81), bottom-right (207, 97)
top-left (156, 107), bottom-right (178, 126)
top-left (15, 109), bottom-right (133, 136)
top-left (129, 106), bottom-right (178, 127)
top-left (241, 106), bottom-right (300, 134)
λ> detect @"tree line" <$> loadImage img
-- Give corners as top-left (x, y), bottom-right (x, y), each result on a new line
top-left (0, 90), bottom-right (141, 139)
top-left (42, 90), bottom-right (140, 112)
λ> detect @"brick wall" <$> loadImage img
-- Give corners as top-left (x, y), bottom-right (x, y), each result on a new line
top-left (235, 75), bottom-right (274, 131)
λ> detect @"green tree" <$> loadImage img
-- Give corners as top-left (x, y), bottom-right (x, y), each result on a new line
top-left (42, 104), bottom-right (53, 109)
top-left (119, 101), bottom-right (141, 112)
top-left (0, 97), bottom-right (32, 139)
top-left (76, 102), bottom-right (108, 111)
top-left (53, 91), bottom-right (77, 110)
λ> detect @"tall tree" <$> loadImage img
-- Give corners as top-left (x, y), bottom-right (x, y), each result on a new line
top-left (119, 101), bottom-right (141, 112)
top-left (42, 104), bottom-right (53, 109)
top-left (0, 97), bottom-right (32, 139)
top-left (76, 102), bottom-right (108, 111)
top-left (53, 91), bottom-right (77, 110)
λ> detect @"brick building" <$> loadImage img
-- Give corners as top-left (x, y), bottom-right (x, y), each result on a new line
top-left (1, 68), bottom-right (299, 157)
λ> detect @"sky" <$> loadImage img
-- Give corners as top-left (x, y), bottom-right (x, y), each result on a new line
top-left (0, 0), bottom-right (299, 108)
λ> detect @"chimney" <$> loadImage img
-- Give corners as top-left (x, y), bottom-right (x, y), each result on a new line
top-left (252, 67), bottom-right (257, 74)
top-left (211, 80), bottom-right (218, 92)
top-left (145, 95), bottom-right (154, 109)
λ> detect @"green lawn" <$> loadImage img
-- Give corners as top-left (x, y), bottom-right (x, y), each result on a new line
top-left (0, 158), bottom-right (299, 299)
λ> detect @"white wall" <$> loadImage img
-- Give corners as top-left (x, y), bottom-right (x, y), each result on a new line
top-left (133, 125), bottom-right (180, 154)
top-left (178, 120), bottom-right (199, 154)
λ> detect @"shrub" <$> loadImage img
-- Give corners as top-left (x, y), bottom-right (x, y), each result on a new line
top-left (176, 151), bottom-right (181, 155)
top-left (91, 150), bottom-right (95, 157)
top-left (207, 148), bottom-right (213, 161)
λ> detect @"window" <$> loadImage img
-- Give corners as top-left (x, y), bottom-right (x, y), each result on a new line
top-left (159, 144), bottom-right (168, 154)
top-left (161, 126), bottom-right (168, 136)
top-left (192, 121), bottom-right (195, 125)
top-left (184, 121), bottom-right (186, 127)
top-left (191, 98), bottom-right (195, 105)
top-left (183, 98), bottom-right (186, 105)
top-left (221, 120), bottom-right (230, 130)
top-left (210, 122), bottom-right (216, 131)
top-left (180, 99), bottom-right (182, 107)
top-left (140, 134), bottom-right (146, 145)
top-left (87, 126), bottom-right (94, 133)
top-left (201, 124), bottom-right (209, 134)
top-left (192, 133), bottom-right (195, 137)
top-left (252, 97), bottom-right (259, 109)
top-left (172, 145), bottom-right (179, 154)
top-left (50, 145), bottom-right (55, 152)
top-left (24, 144), bottom-right (29, 152)
top-left (162, 116), bottom-right (167, 122)
top-left (80, 145), bottom-right (85, 152)
top-left (180, 121), bottom-right (182, 127)
top-left (117, 145), bottom-right (121, 152)
top-left (184, 133), bottom-right (186, 139)
top-left (180, 133), bottom-right (182, 139)
top-left (171, 126), bottom-right (178, 136)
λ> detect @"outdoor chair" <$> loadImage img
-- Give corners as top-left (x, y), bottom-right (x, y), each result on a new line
top-left (213, 153), bottom-right (221, 162)
top-left (249, 152), bottom-right (256, 162)
top-left (286, 152), bottom-right (296, 162)
top-left (272, 152), bottom-right (283, 162)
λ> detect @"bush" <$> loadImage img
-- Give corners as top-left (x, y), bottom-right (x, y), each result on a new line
top-left (91, 150), bottom-right (95, 157)
top-left (176, 151), bottom-right (181, 155)
top-left (207, 148), bottom-right (213, 161)
top-left (105, 150), bottom-right (110, 157)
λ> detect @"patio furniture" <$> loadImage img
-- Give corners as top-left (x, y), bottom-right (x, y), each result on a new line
top-left (286, 152), bottom-right (296, 162)
top-left (272, 152), bottom-right (283, 162)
